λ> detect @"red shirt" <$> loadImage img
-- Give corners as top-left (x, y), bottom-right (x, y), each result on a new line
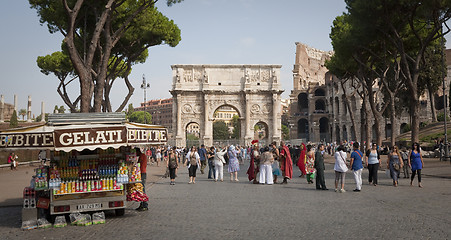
top-left (139, 153), bottom-right (147, 174)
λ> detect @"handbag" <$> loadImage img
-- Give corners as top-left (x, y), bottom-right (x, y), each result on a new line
top-left (393, 163), bottom-right (400, 171)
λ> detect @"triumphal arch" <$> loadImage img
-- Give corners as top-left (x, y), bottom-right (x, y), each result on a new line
top-left (170, 64), bottom-right (283, 147)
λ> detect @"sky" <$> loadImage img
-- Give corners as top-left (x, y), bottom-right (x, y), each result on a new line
top-left (1, 0), bottom-right (450, 117)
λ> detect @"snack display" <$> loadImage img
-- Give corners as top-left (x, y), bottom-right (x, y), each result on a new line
top-left (37, 218), bottom-right (52, 229)
top-left (126, 183), bottom-right (148, 202)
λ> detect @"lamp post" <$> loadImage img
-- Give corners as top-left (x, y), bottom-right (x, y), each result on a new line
top-left (141, 74), bottom-right (150, 124)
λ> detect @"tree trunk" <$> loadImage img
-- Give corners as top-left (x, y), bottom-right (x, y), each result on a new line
top-left (361, 93), bottom-right (372, 152)
top-left (340, 81), bottom-right (358, 141)
top-left (428, 89), bottom-right (437, 122)
top-left (389, 93), bottom-right (397, 147)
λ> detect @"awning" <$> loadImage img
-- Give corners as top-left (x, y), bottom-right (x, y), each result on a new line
top-left (0, 122), bottom-right (167, 152)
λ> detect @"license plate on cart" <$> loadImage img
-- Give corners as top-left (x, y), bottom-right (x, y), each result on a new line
top-left (77, 203), bottom-right (102, 210)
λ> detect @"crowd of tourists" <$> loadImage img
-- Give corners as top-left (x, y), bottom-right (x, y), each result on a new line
top-left (138, 141), bottom-right (425, 192)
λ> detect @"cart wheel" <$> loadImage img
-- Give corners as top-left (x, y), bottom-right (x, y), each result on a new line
top-left (115, 208), bottom-right (125, 216)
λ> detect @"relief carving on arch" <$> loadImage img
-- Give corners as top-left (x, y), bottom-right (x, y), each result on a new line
top-left (182, 104), bottom-right (193, 114)
top-left (261, 69), bottom-right (270, 82)
top-left (183, 72), bottom-right (193, 82)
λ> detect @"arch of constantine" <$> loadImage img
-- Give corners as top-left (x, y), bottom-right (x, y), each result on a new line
top-left (170, 64), bottom-right (283, 147)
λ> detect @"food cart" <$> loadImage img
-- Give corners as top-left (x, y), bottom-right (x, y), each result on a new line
top-left (0, 113), bottom-right (167, 222)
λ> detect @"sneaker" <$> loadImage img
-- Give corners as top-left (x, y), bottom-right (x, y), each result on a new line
top-left (137, 207), bottom-right (148, 212)
top-left (334, 189), bottom-right (338, 192)
top-left (353, 189), bottom-right (361, 192)
top-left (339, 189), bottom-right (346, 193)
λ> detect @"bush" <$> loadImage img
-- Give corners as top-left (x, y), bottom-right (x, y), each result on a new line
top-left (437, 112), bottom-right (450, 122)
top-left (9, 110), bottom-right (18, 128)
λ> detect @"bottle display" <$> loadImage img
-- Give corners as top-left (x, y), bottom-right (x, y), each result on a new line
top-left (49, 148), bottom-right (141, 195)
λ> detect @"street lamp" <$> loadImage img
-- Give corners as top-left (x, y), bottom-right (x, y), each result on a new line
top-left (141, 74), bottom-right (150, 124)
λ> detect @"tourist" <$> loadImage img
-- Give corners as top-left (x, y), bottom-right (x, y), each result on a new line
top-left (227, 145), bottom-right (240, 182)
top-left (387, 146), bottom-right (403, 187)
top-left (167, 147), bottom-right (179, 185)
top-left (8, 152), bottom-right (17, 170)
top-left (400, 147), bottom-right (410, 178)
top-left (214, 146), bottom-right (227, 182)
top-left (136, 148), bottom-right (148, 211)
top-left (305, 145), bottom-right (316, 184)
top-left (259, 146), bottom-right (274, 185)
top-left (297, 143), bottom-right (307, 177)
top-left (314, 144), bottom-right (328, 190)
top-left (334, 145), bottom-right (348, 193)
top-left (146, 148), bottom-right (152, 165)
top-left (279, 141), bottom-right (293, 184)
top-left (247, 144), bottom-right (260, 183)
top-left (409, 142), bottom-right (424, 188)
top-left (185, 146), bottom-right (201, 184)
top-left (270, 142), bottom-right (280, 183)
top-left (207, 146), bottom-right (216, 179)
top-left (365, 143), bottom-right (381, 186)
top-left (349, 142), bottom-right (363, 192)
top-left (198, 144), bottom-right (207, 174)
top-left (156, 146), bottom-right (161, 167)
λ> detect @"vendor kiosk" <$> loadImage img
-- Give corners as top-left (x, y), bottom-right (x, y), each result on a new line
top-left (0, 113), bottom-right (167, 223)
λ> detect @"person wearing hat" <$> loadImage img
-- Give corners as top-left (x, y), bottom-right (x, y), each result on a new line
top-left (227, 145), bottom-right (240, 182)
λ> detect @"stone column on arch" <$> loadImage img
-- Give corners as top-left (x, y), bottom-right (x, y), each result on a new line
top-left (272, 93), bottom-right (281, 144)
top-left (244, 95), bottom-right (253, 145)
top-left (202, 94), bottom-right (213, 146)
top-left (175, 93), bottom-right (185, 147)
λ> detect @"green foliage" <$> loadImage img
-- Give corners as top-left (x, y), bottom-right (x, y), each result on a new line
top-left (128, 111), bottom-right (151, 124)
top-left (19, 109), bottom-right (27, 120)
top-left (420, 122), bottom-right (429, 129)
top-left (420, 129), bottom-right (451, 143)
top-left (402, 123), bottom-right (411, 133)
top-left (186, 133), bottom-right (199, 141)
top-left (126, 103), bottom-right (134, 117)
top-left (281, 124), bottom-right (290, 140)
top-left (231, 115), bottom-right (240, 139)
top-left (35, 113), bottom-right (49, 122)
top-left (213, 121), bottom-right (229, 140)
top-left (9, 110), bottom-right (18, 128)
top-left (437, 112), bottom-right (450, 122)
top-left (37, 51), bottom-right (73, 79)
top-left (54, 105), bottom-right (66, 113)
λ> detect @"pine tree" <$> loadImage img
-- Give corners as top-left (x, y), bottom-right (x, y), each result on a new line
top-left (9, 110), bottom-right (18, 128)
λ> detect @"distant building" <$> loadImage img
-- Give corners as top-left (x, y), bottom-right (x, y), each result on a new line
top-left (213, 106), bottom-right (239, 133)
top-left (135, 98), bottom-right (173, 135)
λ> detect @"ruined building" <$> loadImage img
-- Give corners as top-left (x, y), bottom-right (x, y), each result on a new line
top-left (288, 42), bottom-right (440, 144)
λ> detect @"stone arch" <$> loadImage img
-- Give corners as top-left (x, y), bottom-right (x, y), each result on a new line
top-left (297, 118), bottom-right (309, 141)
top-left (185, 122), bottom-right (201, 147)
top-left (315, 99), bottom-right (326, 112)
top-left (254, 121), bottom-right (269, 145)
top-left (172, 64), bottom-right (283, 147)
top-left (298, 93), bottom-right (308, 112)
top-left (342, 124), bottom-right (347, 141)
top-left (319, 117), bottom-right (330, 142)
top-left (335, 97), bottom-right (340, 115)
top-left (335, 125), bottom-right (341, 142)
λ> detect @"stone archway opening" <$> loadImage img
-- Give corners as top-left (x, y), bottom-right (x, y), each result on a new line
top-left (315, 99), bottom-right (326, 113)
top-left (254, 122), bottom-right (269, 146)
top-left (186, 122), bottom-right (200, 147)
top-left (319, 117), bottom-right (329, 142)
top-left (213, 105), bottom-right (241, 145)
top-left (297, 118), bottom-right (309, 141)
top-left (298, 93), bottom-right (308, 112)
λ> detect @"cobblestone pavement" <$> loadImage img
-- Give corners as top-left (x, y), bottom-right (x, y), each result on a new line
top-left (1, 158), bottom-right (451, 240)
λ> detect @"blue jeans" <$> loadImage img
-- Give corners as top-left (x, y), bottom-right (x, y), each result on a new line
top-left (208, 161), bottom-right (216, 179)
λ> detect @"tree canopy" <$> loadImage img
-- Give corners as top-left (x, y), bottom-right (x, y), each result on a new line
top-left (30, 0), bottom-right (182, 112)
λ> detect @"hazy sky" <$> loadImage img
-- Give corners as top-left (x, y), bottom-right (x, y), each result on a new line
top-left (1, 0), bottom-right (450, 116)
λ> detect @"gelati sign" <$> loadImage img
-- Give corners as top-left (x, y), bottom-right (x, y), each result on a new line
top-left (54, 126), bottom-right (127, 149)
